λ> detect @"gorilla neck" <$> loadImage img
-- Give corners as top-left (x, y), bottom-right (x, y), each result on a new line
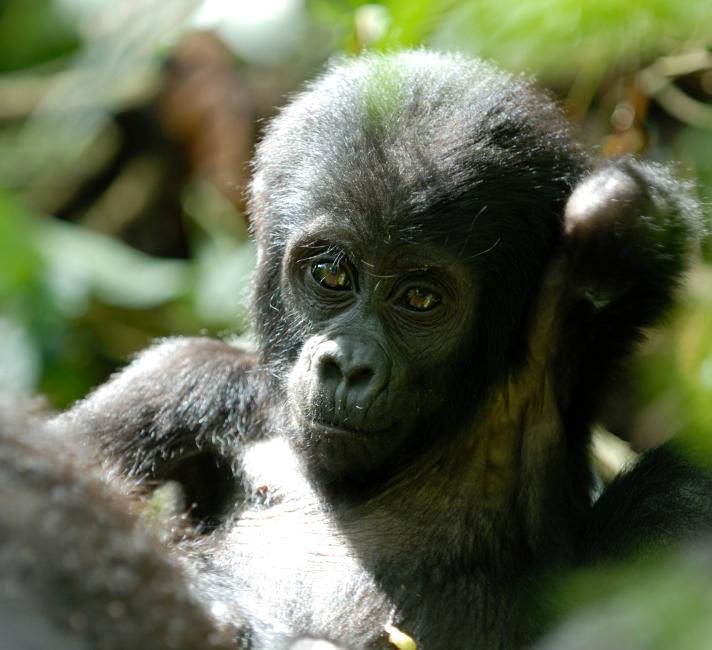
top-left (229, 372), bottom-right (578, 648)
top-left (254, 363), bottom-right (579, 566)
top-left (364, 378), bottom-right (575, 564)
top-left (232, 340), bottom-right (584, 648)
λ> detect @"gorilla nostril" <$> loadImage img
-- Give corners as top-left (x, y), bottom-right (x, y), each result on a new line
top-left (318, 357), bottom-right (343, 385)
top-left (348, 367), bottom-right (374, 389)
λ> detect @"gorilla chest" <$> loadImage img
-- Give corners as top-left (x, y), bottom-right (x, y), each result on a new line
top-left (223, 503), bottom-right (393, 647)
top-left (216, 438), bottom-right (395, 645)
top-left (208, 438), bottom-right (516, 649)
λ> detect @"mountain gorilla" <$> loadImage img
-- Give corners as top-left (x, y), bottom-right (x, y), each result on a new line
top-left (10, 51), bottom-right (710, 649)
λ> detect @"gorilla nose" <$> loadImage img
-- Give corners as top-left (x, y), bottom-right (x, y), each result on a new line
top-left (313, 337), bottom-right (388, 408)
top-left (319, 357), bottom-right (374, 389)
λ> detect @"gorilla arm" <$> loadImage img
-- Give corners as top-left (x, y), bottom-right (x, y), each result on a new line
top-left (52, 338), bottom-right (265, 519)
top-left (514, 155), bottom-right (709, 559)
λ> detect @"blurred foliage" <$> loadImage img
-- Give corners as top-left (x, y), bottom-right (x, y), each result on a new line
top-left (535, 540), bottom-right (712, 650)
top-left (0, 186), bottom-right (253, 405)
top-left (0, 0), bottom-right (80, 73)
top-left (314, 0), bottom-right (712, 76)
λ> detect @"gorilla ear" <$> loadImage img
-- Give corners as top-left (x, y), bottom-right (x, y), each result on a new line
top-left (562, 157), bottom-right (702, 318)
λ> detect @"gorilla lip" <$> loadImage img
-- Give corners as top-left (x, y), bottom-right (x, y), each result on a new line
top-left (304, 418), bottom-right (388, 439)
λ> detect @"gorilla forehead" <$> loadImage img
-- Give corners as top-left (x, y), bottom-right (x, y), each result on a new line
top-left (251, 51), bottom-right (588, 254)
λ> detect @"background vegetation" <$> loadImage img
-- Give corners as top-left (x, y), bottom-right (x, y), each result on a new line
top-left (1, 1), bottom-right (711, 645)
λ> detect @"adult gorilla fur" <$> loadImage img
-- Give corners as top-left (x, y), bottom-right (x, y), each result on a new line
top-left (0, 399), bottom-right (234, 650)
top-left (4, 51), bottom-right (711, 649)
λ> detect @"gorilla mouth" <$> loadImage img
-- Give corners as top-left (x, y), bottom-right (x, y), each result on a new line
top-left (306, 418), bottom-right (388, 438)
top-left (291, 409), bottom-right (403, 476)
top-left (300, 416), bottom-right (402, 477)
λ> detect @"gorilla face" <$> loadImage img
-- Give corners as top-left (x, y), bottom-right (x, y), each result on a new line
top-left (248, 52), bottom-right (587, 481)
top-left (281, 219), bottom-right (475, 478)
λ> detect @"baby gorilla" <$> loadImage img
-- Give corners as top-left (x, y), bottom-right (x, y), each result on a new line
top-left (46, 51), bottom-right (711, 649)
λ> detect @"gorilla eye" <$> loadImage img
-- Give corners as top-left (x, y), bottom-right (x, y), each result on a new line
top-left (311, 260), bottom-right (352, 291)
top-left (402, 287), bottom-right (441, 312)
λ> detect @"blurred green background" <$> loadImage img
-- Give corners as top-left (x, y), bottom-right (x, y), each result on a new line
top-left (1, 1), bottom-right (712, 645)
top-left (3, 0), bottom-right (710, 444)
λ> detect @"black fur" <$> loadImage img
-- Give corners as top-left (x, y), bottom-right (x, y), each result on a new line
top-left (582, 445), bottom-right (712, 561)
top-left (0, 399), bottom-right (235, 650)
top-left (6, 51), bottom-right (710, 649)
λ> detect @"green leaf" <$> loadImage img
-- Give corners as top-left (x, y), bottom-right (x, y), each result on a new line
top-left (193, 236), bottom-right (256, 329)
top-left (0, 189), bottom-right (44, 301)
top-left (37, 219), bottom-right (191, 312)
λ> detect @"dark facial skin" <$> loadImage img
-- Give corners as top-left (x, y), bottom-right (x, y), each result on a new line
top-left (281, 219), bottom-right (475, 478)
